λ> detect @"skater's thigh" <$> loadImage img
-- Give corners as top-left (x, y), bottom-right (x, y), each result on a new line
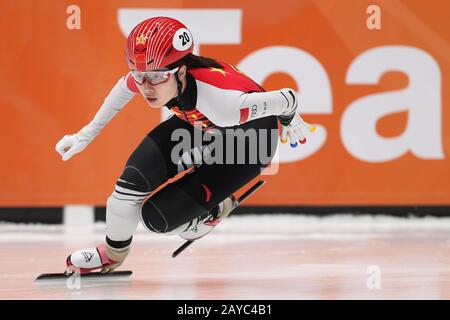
top-left (175, 162), bottom-right (263, 212)
top-left (151, 117), bottom-right (278, 211)
top-left (138, 116), bottom-right (279, 232)
top-left (117, 115), bottom-right (198, 192)
top-left (140, 163), bottom-right (262, 233)
top-left (166, 115), bottom-right (279, 211)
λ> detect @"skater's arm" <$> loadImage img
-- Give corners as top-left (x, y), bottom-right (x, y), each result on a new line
top-left (237, 88), bottom-right (299, 126)
top-left (55, 74), bottom-right (138, 161)
top-left (79, 73), bottom-right (138, 137)
top-left (201, 87), bottom-right (314, 148)
top-left (203, 88), bottom-right (299, 128)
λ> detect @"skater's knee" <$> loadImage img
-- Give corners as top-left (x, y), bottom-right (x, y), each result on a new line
top-left (116, 166), bottom-right (152, 193)
top-left (140, 184), bottom-right (208, 234)
top-left (124, 136), bottom-right (171, 189)
top-left (107, 191), bottom-right (146, 218)
top-left (140, 200), bottom-right (171, 233)
top-left (108, 166), bottom-right (154, 207)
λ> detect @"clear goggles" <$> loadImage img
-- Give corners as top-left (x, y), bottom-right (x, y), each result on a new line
top-left (131, 67), bottom-right (179, 85)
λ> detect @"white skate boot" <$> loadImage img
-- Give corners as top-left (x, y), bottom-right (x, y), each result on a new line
top-left (179, 195), bottom-right (237, 241)
top-left (65, 243), bottom-right (130, 274)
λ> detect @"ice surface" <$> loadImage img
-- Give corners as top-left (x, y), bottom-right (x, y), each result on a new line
top-left (1, 214), bottom-right (450, 299)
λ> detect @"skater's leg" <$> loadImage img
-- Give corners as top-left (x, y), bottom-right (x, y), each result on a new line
top-left (105, 137), bottom-right (169, 248)
top-left (66, 116), bottom-right (200, 273)
top-left (140, 116), bottom-right (279, 235)
top-left (106, 115), bottom-right (200, 249)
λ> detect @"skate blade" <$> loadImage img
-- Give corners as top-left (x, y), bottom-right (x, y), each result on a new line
top-left (35, 270), bottom-right (132, 281)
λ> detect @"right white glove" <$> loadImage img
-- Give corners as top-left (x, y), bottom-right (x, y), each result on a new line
top-left (280, 114), bottom-right (315, 148)
top-left (55, 131), bottom-right (93, 161)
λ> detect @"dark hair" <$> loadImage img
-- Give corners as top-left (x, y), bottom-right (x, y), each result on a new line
top-left (167, 53), bottom-right (224, 70)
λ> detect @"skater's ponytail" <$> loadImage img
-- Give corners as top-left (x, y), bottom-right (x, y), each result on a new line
top-left (168, 53), bottom-right (225, 103)
top-left (167, 53), bottom-right (224, 70)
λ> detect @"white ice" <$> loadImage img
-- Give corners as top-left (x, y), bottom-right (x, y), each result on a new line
top-left (1, 214), bottom-right (450, 299)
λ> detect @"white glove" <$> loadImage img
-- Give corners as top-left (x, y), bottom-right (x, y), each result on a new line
top-left (280, 114), bottom-right (315, 148)
top-left (55, 130), bottom-right (94, 161)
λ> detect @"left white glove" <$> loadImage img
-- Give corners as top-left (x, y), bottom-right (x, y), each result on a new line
top-left (55, 129), bottom-right (94, 161)
top-left (280, 114), bottom-right (315, 148)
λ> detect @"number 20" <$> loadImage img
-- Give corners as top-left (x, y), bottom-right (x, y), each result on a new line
top-left (179, 32), bottom-right (190, 46)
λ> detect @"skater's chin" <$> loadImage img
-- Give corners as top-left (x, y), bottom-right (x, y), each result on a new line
top-left (145, 97), bottom-right (163, 108)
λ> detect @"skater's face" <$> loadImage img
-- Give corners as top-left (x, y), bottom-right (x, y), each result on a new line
top-left (133, 65), bottom-right (187, 108)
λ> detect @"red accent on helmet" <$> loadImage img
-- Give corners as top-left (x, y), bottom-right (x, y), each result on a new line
top-left (125, 17), bottom-right (194, 71)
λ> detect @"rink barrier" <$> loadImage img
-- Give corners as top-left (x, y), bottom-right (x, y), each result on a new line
top-left (1, 206), bottom-right (450, 224)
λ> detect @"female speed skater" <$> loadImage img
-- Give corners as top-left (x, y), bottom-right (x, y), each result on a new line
top-left (55, 16), bottom-right (313, 274)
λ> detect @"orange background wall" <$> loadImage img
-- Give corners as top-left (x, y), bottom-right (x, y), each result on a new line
top-left (0, 0), bottom-right (449, 206)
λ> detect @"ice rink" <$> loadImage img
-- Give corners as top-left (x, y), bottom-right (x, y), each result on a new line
top-left (1, 214), bottom-right (450, 300)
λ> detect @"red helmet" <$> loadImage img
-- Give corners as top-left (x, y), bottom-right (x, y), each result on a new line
top-left (125, 17), bottom-right (194, 71)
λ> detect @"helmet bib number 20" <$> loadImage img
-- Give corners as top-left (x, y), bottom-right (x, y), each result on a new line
top-left (173, 28), bottom-right (193, 51)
